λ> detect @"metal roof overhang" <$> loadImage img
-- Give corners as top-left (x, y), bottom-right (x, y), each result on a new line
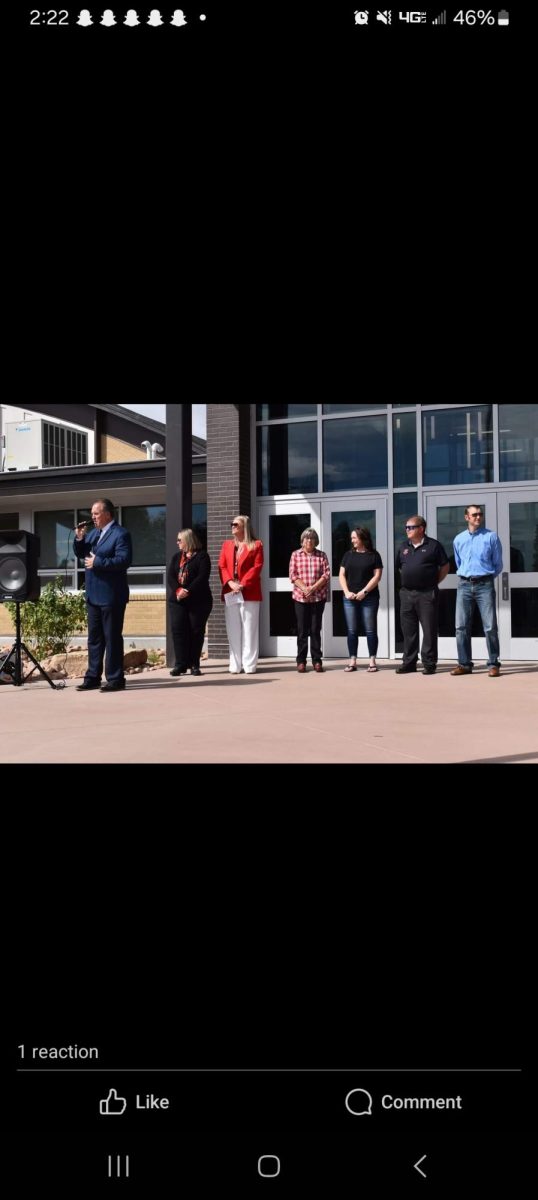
top-left (0, 459), bottom-right (209, 511)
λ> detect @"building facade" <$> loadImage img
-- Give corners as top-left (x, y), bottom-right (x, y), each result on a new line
top-left (2, 403), bottom-right (537, 663)
top-left (209, 404), bottom-right (537, 663)
top-left (0, 404), bottom-right (206, 646)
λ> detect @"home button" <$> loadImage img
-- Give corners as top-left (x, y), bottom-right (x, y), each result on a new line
top-left (258, 1155), bottom-right (281, 1178)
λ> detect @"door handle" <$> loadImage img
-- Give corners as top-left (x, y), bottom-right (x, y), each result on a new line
top-left (502, 572), bottom-right (509, 601)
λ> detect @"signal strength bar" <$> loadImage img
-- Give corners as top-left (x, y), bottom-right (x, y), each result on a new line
top-left (432, 10), bottom-right (447, 22)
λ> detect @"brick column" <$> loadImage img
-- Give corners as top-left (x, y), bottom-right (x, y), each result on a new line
top-left (166, 404), bottom-right (192, 667)
top-left (207, 404), bottom-right (252, 658)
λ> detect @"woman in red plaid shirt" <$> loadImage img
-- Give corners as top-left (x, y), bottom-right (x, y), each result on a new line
top-left (289, 528), bottom-right (331, 673)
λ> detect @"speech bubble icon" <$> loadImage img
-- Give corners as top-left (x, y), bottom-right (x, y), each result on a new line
top-left (345, 1088), bottom-right (373, 1116)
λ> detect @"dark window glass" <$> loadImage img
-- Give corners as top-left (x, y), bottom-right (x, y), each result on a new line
top-left (122, 506), bottom-right (166, 567)
top-left (393, 492), bottom-right (417, 652)
top-left (0, 513), bottom-right (19, 530)
top-left (269, 514), bottom-right (311, 577)
top-left (270, 592), bottom-right (298, 637)
top-left (511, 589), bottom-right (538, 637)
top-left (74, 510), bottom-right (91, 589)
top-left (438, 590), bottom-right (486, 638)
top-left (393, 493), bottom-right (419, 564)
top-left (192, 503), bottom-right (208, 550)
top-left (323, 416), bottom-right (388, 492)
top-left (436, 505), bottom-right (489, 575)
top-left (126, 573), bottom-right (165, 587)
top-left (323, 404), bottom-right (386, 413)
top-left (257, 424), bottom-right (318, 496)
top-left (332, 590), bottom-right (347, 637)
top-left (38, 570), bottom-right (75, 585)
top-left (393, 411), bottom-right (417, 488)
top-left (256, 405), bottom-right (316, 420)
top-left (509, 502), bottom-right (538, 572)
top-left (422, 405), bottom-right (493, 486)
top-left (34, 510), bottom-right (74, 568)
top-left (331, 510), bottom-right (376, 576)
top-left (499, 405), bottom-right (538, 482)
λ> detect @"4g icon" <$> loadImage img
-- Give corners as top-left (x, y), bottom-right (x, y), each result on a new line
top-left (399, 11), bottom-right (428, 20)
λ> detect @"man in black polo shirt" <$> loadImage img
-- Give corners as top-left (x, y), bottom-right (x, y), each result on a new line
top-left (395, 515), bottom-right (450, 675)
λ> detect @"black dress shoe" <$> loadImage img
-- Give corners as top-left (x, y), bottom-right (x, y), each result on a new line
top-left (100, 681), bottom-right (126, 692)
top-left (395, 666), bottom-right (417, 674)
top-left (169, 667), bottom-right (183, 677)
top-left (76, 679), bottom-right (101, 691)
top-left (190, 667), bottom-right (202, 676)
top-left (423, 666), bottom-right (436, 675)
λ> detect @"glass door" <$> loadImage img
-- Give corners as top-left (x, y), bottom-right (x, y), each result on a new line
top-left (497, 490), bottom-right (538, 659)
top-left (425, 492), bottom-right (496, 662)
top-left (321, 498), bottom-right (388, 659)
top-left (258, 501), bottom-right (321, 657)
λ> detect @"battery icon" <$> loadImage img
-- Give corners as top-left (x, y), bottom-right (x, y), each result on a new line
top-left (497, 9), bottom-right (509, 24)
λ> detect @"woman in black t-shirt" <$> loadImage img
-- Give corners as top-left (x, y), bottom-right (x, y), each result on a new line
top-left (338, 527), bottom-right (383, 673)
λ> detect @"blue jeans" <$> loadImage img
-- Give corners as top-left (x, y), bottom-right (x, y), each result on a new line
top-left (455, 579), bottom-right (500, 668)
top-left (343, 595), bottom-right (379, 658)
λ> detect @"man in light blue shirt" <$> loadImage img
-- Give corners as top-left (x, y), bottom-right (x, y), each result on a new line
top-left (451, 505), bottom-right (503, 677)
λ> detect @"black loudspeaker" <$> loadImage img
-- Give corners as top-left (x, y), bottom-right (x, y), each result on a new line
top-left (0, 531), bottom-right (41, 602)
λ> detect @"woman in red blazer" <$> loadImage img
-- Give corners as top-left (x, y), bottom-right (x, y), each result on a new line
top-left (218, 515), bottom-right (264, 674)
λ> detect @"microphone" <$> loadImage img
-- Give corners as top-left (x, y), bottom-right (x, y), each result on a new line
top-left (76, 519), bottom-right (94, 529)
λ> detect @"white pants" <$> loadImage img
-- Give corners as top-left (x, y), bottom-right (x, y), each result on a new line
top-left (225, 600), bottom-right (260, 673)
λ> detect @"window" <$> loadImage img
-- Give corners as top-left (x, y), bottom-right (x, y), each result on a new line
top-left (192, 503), bottom-right (207, 550)
top-left (509, 502), bottom-right (538, 573)
top-left (422, 405), bottom-right (493, 486)
top-left (256, 405), bottom-right (316, 420)
top-left (323, 416), bottom-right (388, 492)
top-left (393, 412), bottom-right (417, 488)
top-left (269, 513), bottom-right (311, 577)
top-left (42, 423), bottom-right (88, 467)
top-left (121, 506), bottom-right (166, 567)
top-left (435, 505), bottom-right (490, 574)
top-left (0, 513), bottom-right (19, 530)
top-left (499, 404), bottom-right (538, 482)
top-left (331, 510), bottom-right (376, 577)
top-left (323, 404), bottom-right (386, 414)
top-left (257, 423), bottom-right (318, 496)
top-left (393, 493), bottom-right (418, 653)
top-left (34, 511), bottom-right (75, 570)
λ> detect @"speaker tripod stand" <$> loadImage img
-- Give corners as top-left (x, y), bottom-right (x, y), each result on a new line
top-left (0, 602), bottom-right (60, 689)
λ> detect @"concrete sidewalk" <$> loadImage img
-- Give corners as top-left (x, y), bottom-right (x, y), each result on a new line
top-left (1, 659), bottom-right (537, 764)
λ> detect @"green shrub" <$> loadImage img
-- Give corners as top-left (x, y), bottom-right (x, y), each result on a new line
top-left (4, 578), bottom-right (87, 659)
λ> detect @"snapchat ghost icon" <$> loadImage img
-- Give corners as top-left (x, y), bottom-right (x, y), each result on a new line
top-left (76, 9), bottom-right (93, 25)
top-left (170, 9), bottom-right (187, 25)
top-left (100, 9), bottom-right (116, 25)
top-left (124, 9), bottom-right (140, 25)
top-left (147, 9), bottom-right (164, 25)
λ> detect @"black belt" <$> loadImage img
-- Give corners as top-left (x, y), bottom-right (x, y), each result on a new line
top-left (459, 575), bottom-right (493, 582)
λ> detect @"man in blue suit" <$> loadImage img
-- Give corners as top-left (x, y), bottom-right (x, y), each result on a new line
top-left (74, 498), bottom-right (133, 692)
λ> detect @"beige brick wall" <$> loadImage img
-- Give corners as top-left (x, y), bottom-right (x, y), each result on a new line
top-left (0, 605), bottom-right (16, 638)
top-left (102, 435), bottom-right (146, 463)
top-left (1, 596), bottom-right (166, 639)
top-left (123, 595), bottom-right (166, 636)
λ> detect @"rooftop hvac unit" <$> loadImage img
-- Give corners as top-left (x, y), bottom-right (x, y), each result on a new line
top-left (4, 419), bottom-right (88, 471)
top-left (5, 421), bottom-right (43, 470)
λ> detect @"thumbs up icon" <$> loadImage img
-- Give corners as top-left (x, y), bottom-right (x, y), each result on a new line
top-left (99, 1088), bottom-right (127, 1115)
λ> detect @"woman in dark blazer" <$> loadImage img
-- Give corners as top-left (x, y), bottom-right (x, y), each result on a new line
top-left (167, 529), bottom-right (213, 677)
